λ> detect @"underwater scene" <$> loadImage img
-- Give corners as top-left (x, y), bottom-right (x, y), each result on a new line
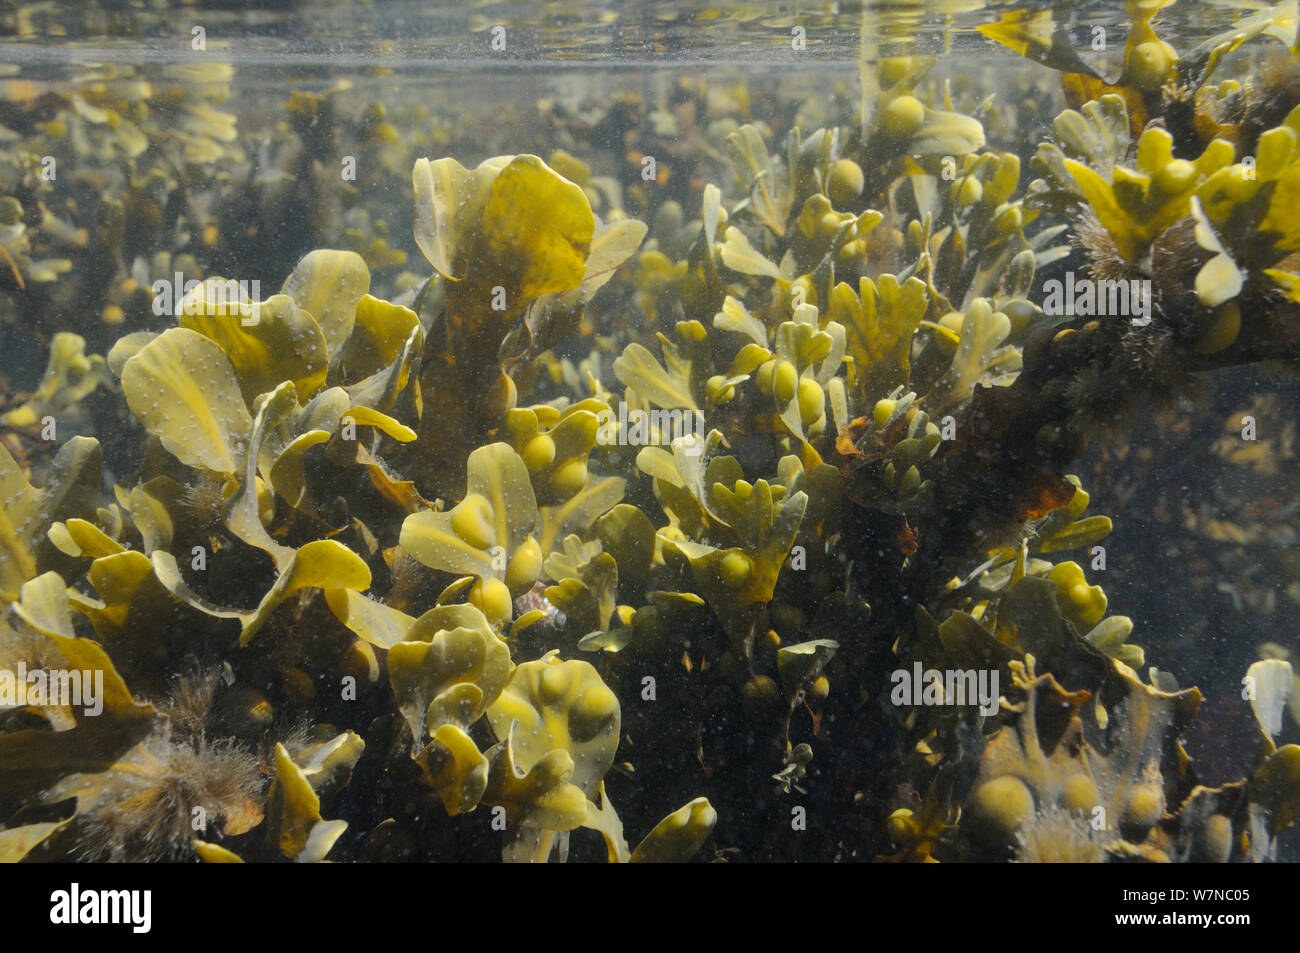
top-left (0, 0), bottom-right (1298, 868)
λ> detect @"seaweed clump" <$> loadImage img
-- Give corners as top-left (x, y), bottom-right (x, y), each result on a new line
top-left (1, 0), bottom-right (1299, 864)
